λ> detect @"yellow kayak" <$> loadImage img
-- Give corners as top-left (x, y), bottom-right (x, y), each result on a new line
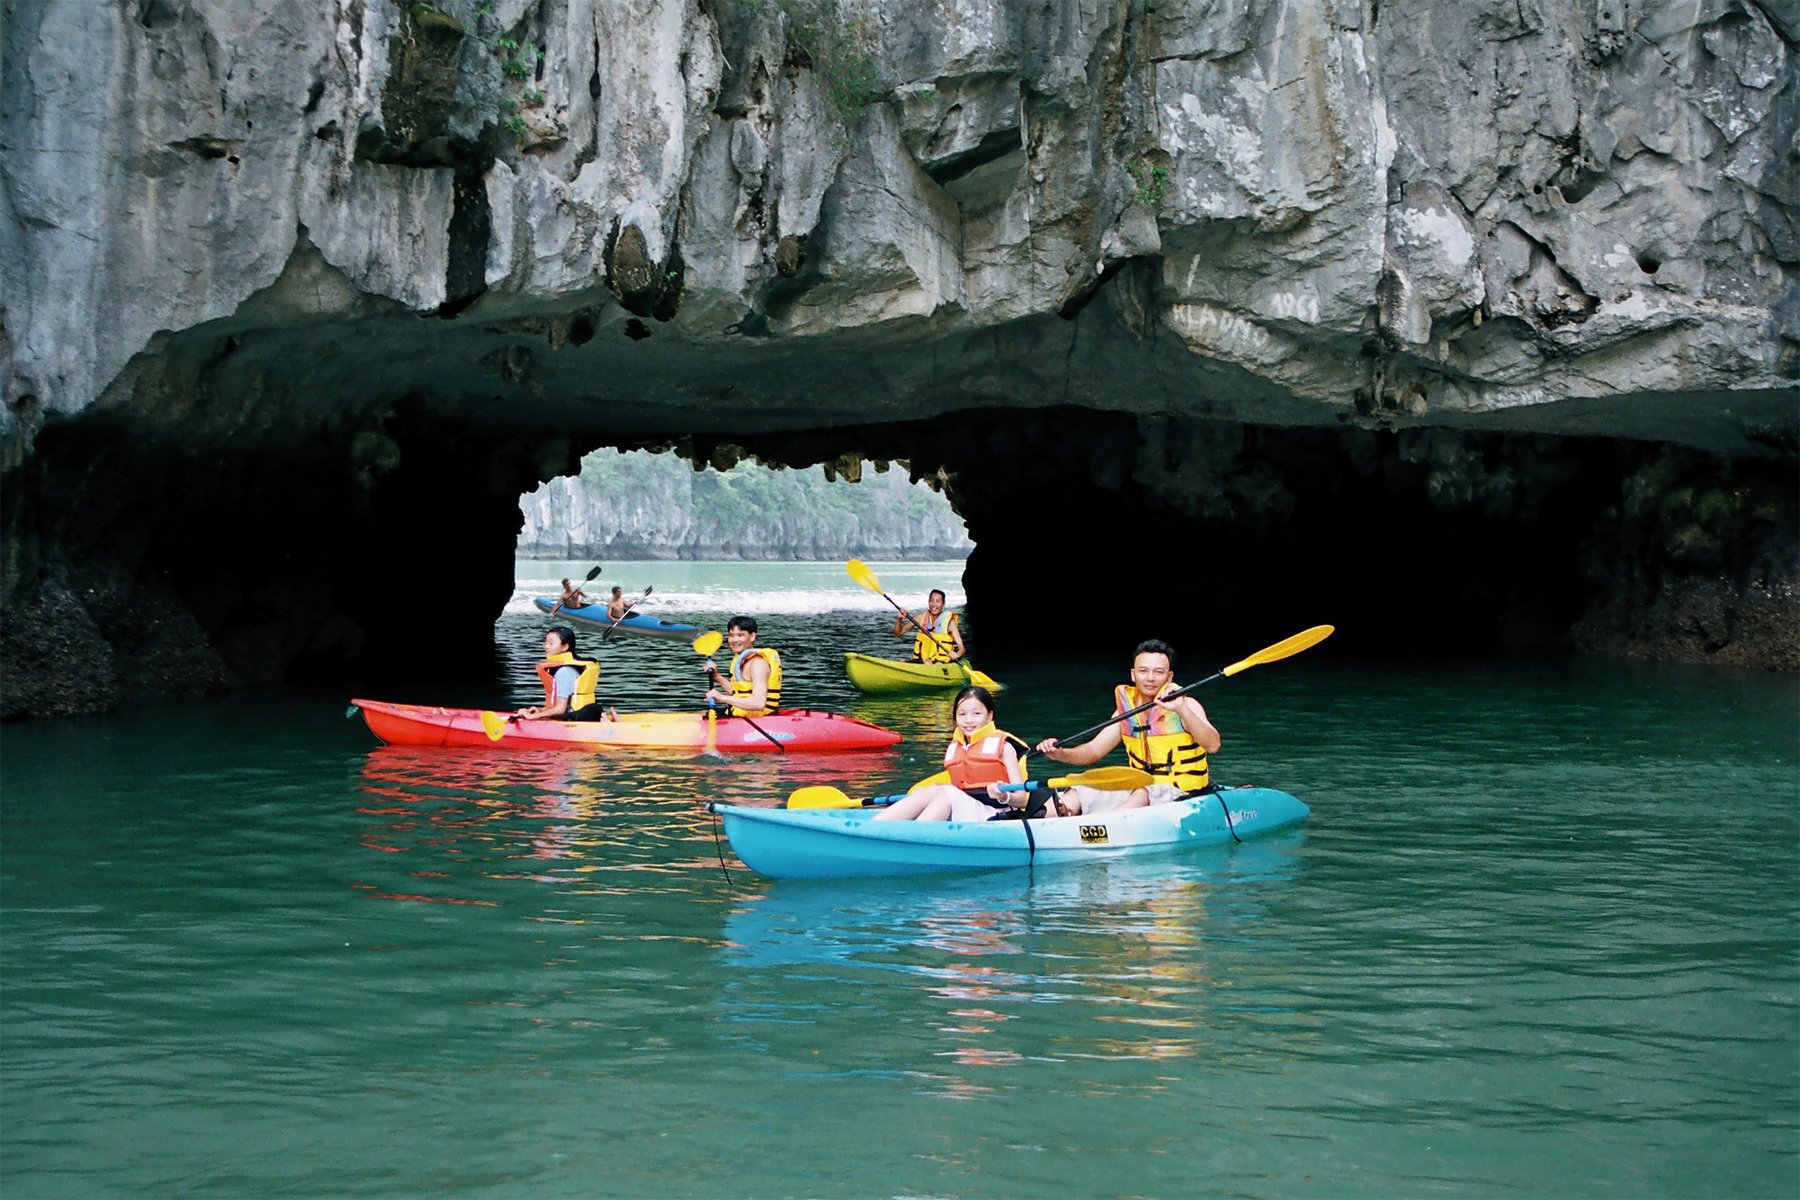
top-left (843, 653), bottom-right (1002, 694)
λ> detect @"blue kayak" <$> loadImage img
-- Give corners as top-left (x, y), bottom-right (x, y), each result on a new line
top-left (708, 786), bottom-right (1310, 879)
top-left (532, 597), bottom-right (700, 640)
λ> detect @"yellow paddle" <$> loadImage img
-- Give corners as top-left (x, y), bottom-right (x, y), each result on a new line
top-left (1035, 624), bottom-right (1336, 757)
top-left (785, 765), bottom-right (1153, 810)
top-left (480, 709), bottom-right (510, 741)
top-left (692, 630), bottom-right (724, 759)
top-left (844, 559), bottom-right (1001, 690)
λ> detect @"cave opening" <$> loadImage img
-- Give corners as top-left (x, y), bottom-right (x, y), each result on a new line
top-left (1, 385), bottom-right (1793, 721)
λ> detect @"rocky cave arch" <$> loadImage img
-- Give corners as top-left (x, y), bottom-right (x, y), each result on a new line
top-left (2, 277), bottom-right (1792, 719)
top-left (3, 0), bottom-right (1796, 717)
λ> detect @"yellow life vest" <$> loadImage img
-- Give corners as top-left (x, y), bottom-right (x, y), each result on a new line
top-left (728, 646), bottom-right (782, 716)
top-left (537, 651), bottom-right (600, 714)
top-left (913, 610), bottom-right (961, 664)
top-left (1113, 683), bottom-right (1210, 791)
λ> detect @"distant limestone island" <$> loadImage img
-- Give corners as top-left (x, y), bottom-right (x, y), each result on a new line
top-left (519, 450), bottom-right (973, 561)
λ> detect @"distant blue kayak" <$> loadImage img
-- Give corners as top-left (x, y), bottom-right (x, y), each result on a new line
top-left (531, 597), bottom-right (700, 641)
top-left (709, 786), bottom-right (1310, 879)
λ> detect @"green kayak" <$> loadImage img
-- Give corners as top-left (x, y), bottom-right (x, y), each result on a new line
top-left (843, 652), bottom-right (1002, 694)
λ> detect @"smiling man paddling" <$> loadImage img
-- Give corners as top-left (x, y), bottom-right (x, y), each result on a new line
top-left (702, 616), bottom-right (783, 717)
top-left (1034, 638), bottom-right (1220, 815)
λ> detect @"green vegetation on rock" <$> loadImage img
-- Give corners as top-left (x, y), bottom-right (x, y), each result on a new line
top-left (519, 451), bottom-right (971, 560)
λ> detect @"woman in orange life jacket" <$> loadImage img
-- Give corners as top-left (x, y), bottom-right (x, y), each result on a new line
top-left (1035, 638), bottom-right (1220, 815)
top-left (515, 626), bottom-right (607, 721)
top-left (874, 686), bottom-right (1031, 822)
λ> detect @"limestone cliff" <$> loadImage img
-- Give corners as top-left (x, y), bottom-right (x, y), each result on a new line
top-left (1, 0), bottom-right (1794, 715)
top-left (517, 451), bottom-right (972, 558)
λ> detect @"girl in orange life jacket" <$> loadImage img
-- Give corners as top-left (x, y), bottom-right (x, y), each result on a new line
top-left (873, 686), bottom-right (1031, 822)
top-left (515, 626), bottom-right (606, 721)
top-left (1034, 638), bottom-right (1221, 815)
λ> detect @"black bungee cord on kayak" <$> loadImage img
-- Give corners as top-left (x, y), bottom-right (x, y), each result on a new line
top-left (706, 804), bottom-right (736, 888)
top-left (1206, 785), bottom-right (1242, 843)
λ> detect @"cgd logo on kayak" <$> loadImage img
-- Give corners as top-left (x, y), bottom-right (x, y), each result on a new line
top-left (1079, 824), bottom-right (1109, 844)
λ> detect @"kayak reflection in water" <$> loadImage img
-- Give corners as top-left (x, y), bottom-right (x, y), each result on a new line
top-left (893, 588), bottom-right (966, 663)
top-left (1035, 638), bottom-right (1219, 815)
top-left (874, 687), bottom-right (1031, 822)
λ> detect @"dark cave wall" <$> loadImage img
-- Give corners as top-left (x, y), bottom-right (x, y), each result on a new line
top-left (922, 414), bottom-right (1799, 670)
top-left (2, 401), bottom-right (1794, 719)
top-left (0, 400), bottom-right (562, 717)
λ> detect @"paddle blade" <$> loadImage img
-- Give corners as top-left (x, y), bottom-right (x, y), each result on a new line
top-left (910, 770), bottom-right (950, 791)
top-left (786, 786), bottom-right (859, 809)
top-left (584, 565), bottom-right (603, 581)
top-left (692, 630), bottom-right (724, 656)
top-left (964, 666), bottom-right (1003, 691)
top-left (845, 559), bottom-right (882, 593)
top-left (998, 766), bottom-right (1153, 793)
top-left (1222, 624), bottom-right (1334, 676)
top-left (480, 711), bottom-right (508, 741)
top-left (1055, 765), bottom-right (1153, 790)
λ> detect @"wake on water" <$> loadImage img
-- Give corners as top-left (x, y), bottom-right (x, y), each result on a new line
top-left (505, 559), bottom-right (970, 618)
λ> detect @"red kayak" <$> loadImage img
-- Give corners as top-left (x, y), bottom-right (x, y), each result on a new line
top-left (350, 699), bottom-right (903, 753)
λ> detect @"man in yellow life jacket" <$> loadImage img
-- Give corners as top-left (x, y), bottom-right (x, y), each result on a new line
top-left (893, 589), bottom-right (965, 663)
top-left (516, 626), bottom-right (606, 721)
top-left (1034, 638), bottom-right (1220, 815)
top-left (702, 615), bottom-right (782, 717)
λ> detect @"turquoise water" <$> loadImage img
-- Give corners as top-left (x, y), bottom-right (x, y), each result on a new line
top-left (3, 561), bottom-right (1796, 1197)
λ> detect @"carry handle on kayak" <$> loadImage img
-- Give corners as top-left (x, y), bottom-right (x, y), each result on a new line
top-left (1032, 625), bottom-right (1335, 757)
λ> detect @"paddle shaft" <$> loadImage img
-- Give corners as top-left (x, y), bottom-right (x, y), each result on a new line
top-left (1034, 625), bottom-right (1333, 757)
top-left (1034, 671), bottom-right (1225, 757)
top-left (600, 586), bottom-right (653, 640)
top-left (884, 594), bottom-right (958, 661)
top-left (705, 661), bottom-right (785, 753)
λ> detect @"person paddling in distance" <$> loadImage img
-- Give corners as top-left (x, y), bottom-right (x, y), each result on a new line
top-left (893, 588), bottom-right (966, 663)
top-left (516, 626), bottom-right (612, 721)
top-left (558, 577), bottom-right (595, 610)
top-left (702, 616), bottom-right (783, 717)
top-left (874, 686), bottom-right (1031, 822)
top-left (1035, 639), bottom-right (1220, 814)
top-left (605, 585), bottom-right (630, 620)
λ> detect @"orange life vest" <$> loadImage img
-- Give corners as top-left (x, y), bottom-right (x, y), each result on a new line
top-left (943, 722), bottom-right (1022, 791)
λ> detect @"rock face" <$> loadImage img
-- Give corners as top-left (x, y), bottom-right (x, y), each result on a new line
top-left (517, 451), bottom-right (973, 559)
top-left (1, 0), bottom-right (1794, 715)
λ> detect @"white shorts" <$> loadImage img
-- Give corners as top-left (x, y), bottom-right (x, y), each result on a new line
top-left (1056, 783), bottom-right (1190, 814)
top-left (947, 791), bottom-right (1007, 822)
